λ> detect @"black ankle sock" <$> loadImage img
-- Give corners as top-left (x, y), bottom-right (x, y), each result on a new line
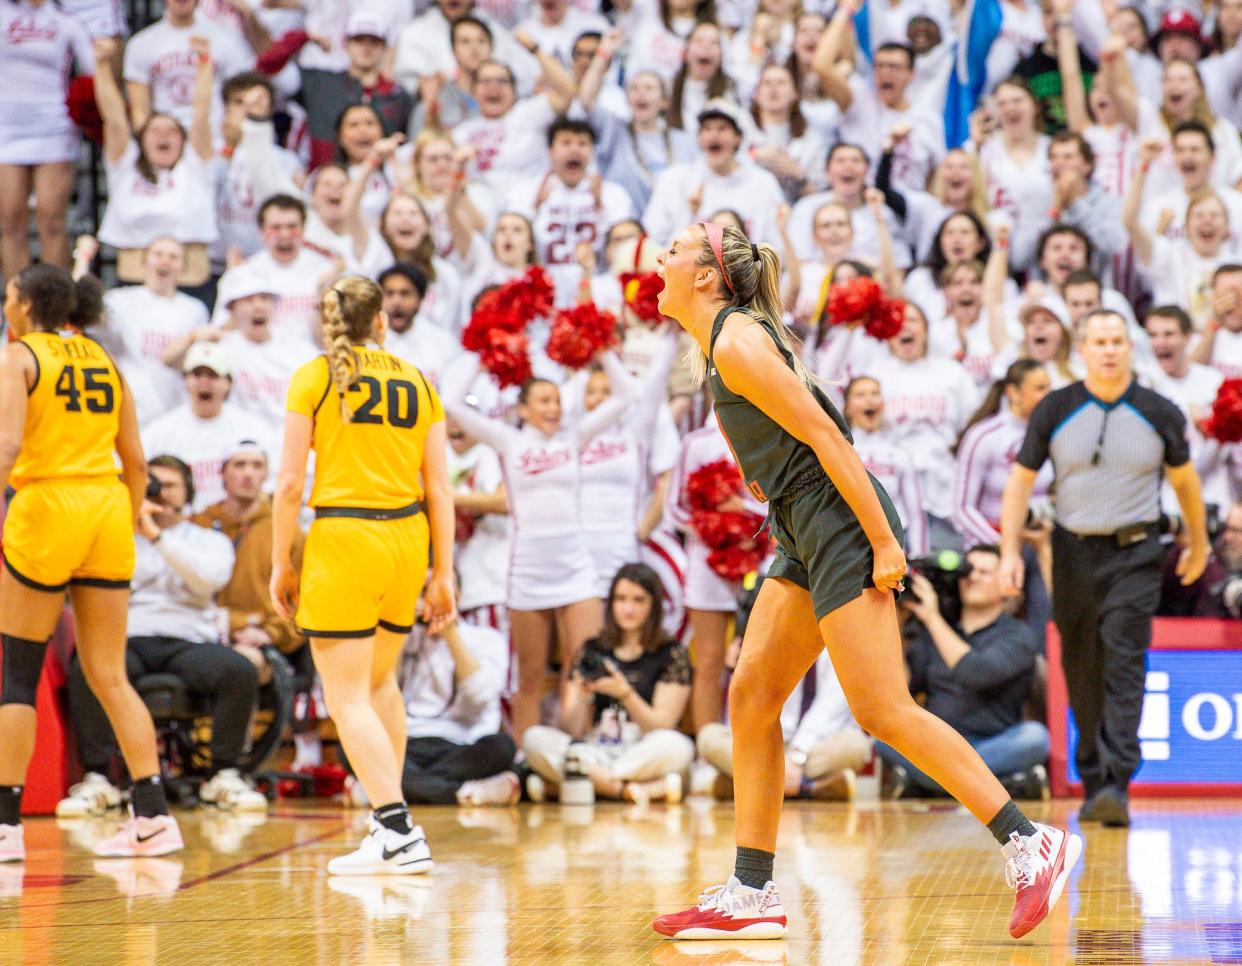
top-left (733, 846), bottom-right (775, 889)
top-left (373, 802), bottom-right (413, 835)
top-left (0, 786), bottom-right (21, 826)
top-left (987, 799), bottom-right (1037, 846)
top-left (131, 775), bottom-right (169, 819)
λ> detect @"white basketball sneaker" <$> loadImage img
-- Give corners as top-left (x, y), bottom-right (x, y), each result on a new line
top-left (653, 877), bottom-right (787, 939)
top-left (0, 824), bottom-right (24, 863)
top-left (199, 769), bottom-right (268, 812)
top-left (327, 819), bottom-right (433, 876)
top-left (56, 772), bottom-right (123, 817)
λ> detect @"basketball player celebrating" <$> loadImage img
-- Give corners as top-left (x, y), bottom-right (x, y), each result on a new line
top-left (649, 224), bottom-right (1082, 940)
top-left (0, 266), bottom-right (181, 860)
top-left (271, 276), bottom-right (455, 874)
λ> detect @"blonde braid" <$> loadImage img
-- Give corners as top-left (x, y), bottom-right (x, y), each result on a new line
top-left (321, 287), bottom-right (360, 421)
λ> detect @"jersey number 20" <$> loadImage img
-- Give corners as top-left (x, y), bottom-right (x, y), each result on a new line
top-left (55, 365), bottom-right (115, 414)
top-left (351, 376), bottom-right (419, 428)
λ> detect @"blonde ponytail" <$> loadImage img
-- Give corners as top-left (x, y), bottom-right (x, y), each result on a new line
top-left (319, 276), bottom-right (383, 421)
top-left (692, 227), bottom-right (814, 390)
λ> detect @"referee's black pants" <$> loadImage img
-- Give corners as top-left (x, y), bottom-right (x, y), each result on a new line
top-left (1051, 527), bottom-right (1163, 796)
top-left (67, 636), bottom-right (259, 776)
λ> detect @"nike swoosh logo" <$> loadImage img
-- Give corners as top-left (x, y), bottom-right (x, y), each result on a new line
top-left (381, 838), bottom-right (425, 862)
top-left (135, 829), bottom-right (165, 844)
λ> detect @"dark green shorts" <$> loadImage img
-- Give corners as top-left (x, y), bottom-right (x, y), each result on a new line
top-left (765, 472), bottom-right (904, 621)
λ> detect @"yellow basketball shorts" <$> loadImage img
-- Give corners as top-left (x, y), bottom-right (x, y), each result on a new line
top-left (2, 478), bottom-right (135, 592)
top-left (296, 513), bottom-right (431, 639)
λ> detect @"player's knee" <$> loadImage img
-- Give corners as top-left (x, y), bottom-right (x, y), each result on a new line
top-left (0, 635), bottom-right (48, 707)
top-left (727, 668), bottom-right (785, 722)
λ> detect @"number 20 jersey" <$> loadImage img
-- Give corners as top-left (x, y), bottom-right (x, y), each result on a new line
top-left (10, 330), bottom-right (124, 489)
top-left (286, 349), bottom-right (444, 511)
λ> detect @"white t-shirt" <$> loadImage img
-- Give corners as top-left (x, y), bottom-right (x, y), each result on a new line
top-left (213, 141), bottom-right (303, 264)
top-left (787, 190), bottom-right (912, 268)
top-left (852, 426), bottom-right (927, 555)
top-left (217, 330), bottom-right (317, 440)
top-left (643, 158), bottom-right (788, 247)
top-left (383, 320), bottom-right (459, 389)
top-left (212, 248), bottom-right (335, 344)
top-left (141, 403), bottom-right (268, 511)
top-left (1143, 237), bottom-right (1239, 327)
top-left (98, 285), bottom-right (207, 425)
top-left (1141, 184), bottom-right (1242, 248)
top-left (303, 213), bottom-right (392, 280)
top-left (928, 312), bottom-right (1018, 389)
top-left (839, 78), bottom-right (945, 195)
top-left (979, 134), bottom-right (1052, 272)
top-left (453, 96), bottom-right (559, 195)
top-left (516, 8), bottom-right (609, 67)
top-left (1205, 327), bottom-right (1242, 380)
top-left (122, 14), bottom-right (254, 131)
top-left (510, 173), bottom-right (635, 306)
top-left (98, 141), bottom-right (219, 249)
top-left (447, 442), bottom-right (511, 613)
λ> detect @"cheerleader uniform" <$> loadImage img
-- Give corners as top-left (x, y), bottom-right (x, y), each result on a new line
top-left (443, 353), bottom-right (633, 611)
top-left (665, 420), bottom-right (766, 612)
top-left (572, 333), bottom-right (680, 597)
top-left (0, 1), bottom-right (93, 166)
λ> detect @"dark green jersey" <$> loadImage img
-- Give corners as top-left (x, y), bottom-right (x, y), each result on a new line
top-left (707, 305), bottom-right (853, 503)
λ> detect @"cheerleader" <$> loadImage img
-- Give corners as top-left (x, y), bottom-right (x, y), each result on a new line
top-left (572, 329), bottom-right (681, 599)
top-left (841, 377), bottom-right (927, 556)
top-left (448, 417), bottom-right (511, 640)
top-left (442, 352), bottom-right (635, 740)
top-left (665, 419), bottom-right (766, 732)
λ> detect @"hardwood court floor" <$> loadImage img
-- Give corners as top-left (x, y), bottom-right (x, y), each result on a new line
top-left (2, 797), bottom-right (1240, 966)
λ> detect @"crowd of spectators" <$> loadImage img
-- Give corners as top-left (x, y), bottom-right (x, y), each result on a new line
top-left (5, 0), bottom-right (1242, 813)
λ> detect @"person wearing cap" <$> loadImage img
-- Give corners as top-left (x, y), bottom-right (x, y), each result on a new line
top-left (94, 236), bottom-right (210, 426)
top-left (1001, 309), bottom-right (1210, 828)
top-left (62, 452), bottom-right (269, 815)
top-left (141, 341), bottom-right (265, 511)
top-left (192, 441), bottom-right (306, 678)
top-left (378, 264), bottom-right (457, 387)
top-left (989, 295), bottom-right (1081, 389)
top-left (254, 11), bottom-right (411, 171)
top-left (642, 98), bottom-right (786, 247)
top-left (1153, 8), bottom-right (1211, 64)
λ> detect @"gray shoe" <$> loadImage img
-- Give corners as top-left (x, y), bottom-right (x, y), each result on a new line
top-left (1080, 786), bottom-right (1129, 827)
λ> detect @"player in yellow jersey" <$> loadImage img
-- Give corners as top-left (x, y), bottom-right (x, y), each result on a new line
top-left (0, 265), bottom-right (182, 863)
top-left (271, 275), bottom-right (455, 875)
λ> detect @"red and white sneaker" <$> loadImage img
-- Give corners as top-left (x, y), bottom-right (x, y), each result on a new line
top-left (0, 823), bottom-right (24, 863)
top-left (1004, 823), bottom-right (1083, 938)
top-left (652, 877), bottom-right (787, 940)
top-left (93, 813), bottom-right (184, 858)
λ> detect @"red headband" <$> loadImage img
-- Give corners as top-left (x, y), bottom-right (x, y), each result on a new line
top-left (701, 222), bottom-right (734, 295)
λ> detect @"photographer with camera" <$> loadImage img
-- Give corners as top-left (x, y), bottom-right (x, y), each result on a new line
top-left (522, 564), bottom-right (693, 804)
top-left (1001, 310), bottom-right (1209, 828)
top-left (883, 546), bottom-right (1049, 800)
top-left (60, 455), bottom-right (266, 817)
top-left (1204, 502), bottom-right (1242, 618)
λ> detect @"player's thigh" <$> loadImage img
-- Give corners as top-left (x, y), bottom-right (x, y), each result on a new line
top-left (297, 519), bottom-right (385, 637)
top-left (818, 588), bottom-right (913, 727)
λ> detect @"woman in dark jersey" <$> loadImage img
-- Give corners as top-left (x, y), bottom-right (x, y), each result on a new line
top-left (650, 222), bottom-right (1081, 942)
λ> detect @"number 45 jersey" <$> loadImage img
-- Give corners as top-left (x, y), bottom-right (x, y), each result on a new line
top-left (286, 349), bottom-right (444, 512)
top-left (10, 330), bottom-right (124, 488)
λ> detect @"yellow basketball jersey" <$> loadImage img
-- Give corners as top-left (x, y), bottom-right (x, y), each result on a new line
top-left (287, 349), bottom-right (445, 510)
top-left (9, 330), bottom-right (124, 489)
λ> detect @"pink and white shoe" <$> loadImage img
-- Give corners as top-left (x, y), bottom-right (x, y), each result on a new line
top-left (0, 823), bottom-right (24, 863)
top-left (1004, 823), bottom-right (1083, 938)
top-left (93, 813), bottom-right (184, 858)
top-left (653, 877), bottom-right (787, 940)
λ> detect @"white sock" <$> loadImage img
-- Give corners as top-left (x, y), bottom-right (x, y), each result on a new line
top-left (292, 731), bottom-right (322, 768)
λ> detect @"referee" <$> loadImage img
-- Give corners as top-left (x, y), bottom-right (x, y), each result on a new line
top-left (998, 310), bottom-right (1208, 827)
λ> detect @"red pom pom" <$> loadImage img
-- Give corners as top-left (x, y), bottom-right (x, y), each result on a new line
top-left (510, 266), bottom-right (555, 322)
top-left (827, 276), bottom-right (883, 327)
top-left (619, 271), bottom-right (665, 324)
top-left (66, 76), bottom-right (103, 145)
top-left (455, 507), bottom-right (477, 544)
top-left (1205, 378), bottom-right (1242, 443)
top-left (547, 303), bottom-right (618, 369)
top-left (705, 521), bottom-right (770, 580)
top-left (686, 459), bottom-right (744, 513)
top-left (479, 329), bottom-right (532, 388)
top-left (866, 297), bottom-right (907, 341)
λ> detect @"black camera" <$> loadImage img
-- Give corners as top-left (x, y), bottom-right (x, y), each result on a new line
top-left (577, 648), bottom-right (610, 682)
top-left (898, 549), bottom-right (973, 626)
top-left (145, 475), bottom-right (164, 501)
top-left (1162, 503), bottom-right (1224, 542)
